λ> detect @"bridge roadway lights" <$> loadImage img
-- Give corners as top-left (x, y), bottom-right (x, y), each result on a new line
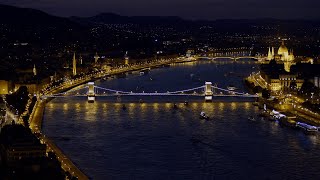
top-left (205, 82), bottom-right (213, 101)
top-left (87, 82), bottom-right (95, 103)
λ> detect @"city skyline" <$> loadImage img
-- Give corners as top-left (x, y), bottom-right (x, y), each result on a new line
top-left (1, 0), bottom-right (320, 20)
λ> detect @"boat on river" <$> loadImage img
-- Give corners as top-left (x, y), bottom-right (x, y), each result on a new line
top-left (248, 116), bottom-right (256, 121)
top-left (296, 122), bottom-right (318, 135)
top-left (200, 111), bottom-right (209, 120)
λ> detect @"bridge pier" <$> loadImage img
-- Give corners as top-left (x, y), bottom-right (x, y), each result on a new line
top-left (87, 82), bottom-right (95, 103)
top-left (205, 82), bottom-right (213, 101)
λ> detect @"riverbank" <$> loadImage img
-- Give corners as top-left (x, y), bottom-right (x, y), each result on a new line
top-left (28, 57), bottom-right (197, 179)
top-left (257, 97), bottom-right (320, 127)
top-left (244, 73), bottom-right (320, 126)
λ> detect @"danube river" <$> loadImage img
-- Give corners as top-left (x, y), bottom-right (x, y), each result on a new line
top-left (43, 60), bottom-right (320, 179)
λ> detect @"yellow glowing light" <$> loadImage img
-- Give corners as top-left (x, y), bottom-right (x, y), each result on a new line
top-left (244, 102), bottom-right (250, 110)
top-left (63, 103), bottom-right (69, 111)
top-left (165, 103), bottom-right (171, 109)
top-left (218, 102), bottom-right (225, 111)
top-left (192, 102), bottom-right (198, 108)
top-left (153, 103), bottom-right (159, 112)
top-left (231, 102), bottom-right (237, 111)
top-left (75, 103), bottom-right (81, 111)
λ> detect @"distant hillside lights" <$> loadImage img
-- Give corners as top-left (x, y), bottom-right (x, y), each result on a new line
top-left (267, 40), bottom-right (295, 72)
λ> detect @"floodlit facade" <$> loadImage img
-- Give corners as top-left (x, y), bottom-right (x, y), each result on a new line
top-left (0, 80), bottom-right (13, 95)
top-left (267, 41), bottom-right (295, 72)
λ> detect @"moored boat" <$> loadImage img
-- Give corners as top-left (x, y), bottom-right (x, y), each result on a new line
top-left (296, 122), bottom-right (318, 135)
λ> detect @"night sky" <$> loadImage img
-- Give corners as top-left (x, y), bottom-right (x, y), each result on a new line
top-left (1, 0), bottom-right (320, 20)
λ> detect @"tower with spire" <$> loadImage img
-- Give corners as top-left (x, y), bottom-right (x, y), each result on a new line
top-left (267, 47), bottom-right (272, 60)
top-left (33, 64), bottom-right (37, 76)
top-left (124, 51), bottom-right (129, 65)
top-left (267, 47), bottom-right (275, 60)
top-left (72, 52), bottom-right (77, 76)
top-left (94, 52), bottom-right (100, 64)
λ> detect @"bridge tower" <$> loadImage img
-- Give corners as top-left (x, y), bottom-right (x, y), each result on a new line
top-left (87, 82), bottom-right (95, 103)
top-left (205, 82), bottom-right (213, 101)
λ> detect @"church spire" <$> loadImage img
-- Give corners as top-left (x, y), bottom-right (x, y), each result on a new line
top-left (267, 47), bottom-right (272, 60)
top-left (94, 52), bottom-right (100, 64)
top-left (73, 52), bottom-right (77, 76)
top-left (33, 64), bottom-right (37, 76)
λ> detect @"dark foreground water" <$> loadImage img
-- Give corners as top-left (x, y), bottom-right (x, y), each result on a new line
top-left (43, 60), bottom-right (320, 180)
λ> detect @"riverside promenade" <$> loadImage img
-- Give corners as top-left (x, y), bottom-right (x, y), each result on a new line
top-left (28, 57), bottom-right (195, 180)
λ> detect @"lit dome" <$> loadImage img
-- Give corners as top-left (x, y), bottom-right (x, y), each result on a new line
top-left (278, 41), bottom-right (288, 55)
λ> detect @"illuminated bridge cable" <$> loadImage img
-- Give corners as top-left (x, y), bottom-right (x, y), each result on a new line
top-left (212, 86), bottom-right (250, 96)
top-left (94, 85), bottom-right (205, 95)
top-left (166, 86), bottom-right (205, 94)
top-left (94, 86), bottom-right (132, 94)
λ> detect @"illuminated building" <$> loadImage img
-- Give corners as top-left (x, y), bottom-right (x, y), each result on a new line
top-left (267, 41), bottom-right (295, 72)
top-left (0, 80), bottom-right (13, 95)
top-left (267, 75), bottom-right (303, 92)
top-left (260, 60), bottom-right (304, 92)
top-left (124, 51), bottom-right (129, 65)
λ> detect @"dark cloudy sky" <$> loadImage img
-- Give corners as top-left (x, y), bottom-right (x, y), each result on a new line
top-left (1, 0), bottom-right (320, 20)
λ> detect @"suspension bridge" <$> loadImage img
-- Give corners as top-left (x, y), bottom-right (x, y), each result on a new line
top-left (198, 56), bottom-right (265, 61)
top-left (42, 82), bottom-right (258, 102)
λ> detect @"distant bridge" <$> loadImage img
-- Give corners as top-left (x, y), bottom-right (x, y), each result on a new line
top-left (198, 56), bottom-right (265, 61)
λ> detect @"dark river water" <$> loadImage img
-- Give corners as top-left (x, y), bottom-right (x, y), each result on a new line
top-left (43, 60), bottom-right (320, 180)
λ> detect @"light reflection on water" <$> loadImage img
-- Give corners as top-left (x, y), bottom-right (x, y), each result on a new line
top-left (43, 61), bottom-right (320, 180)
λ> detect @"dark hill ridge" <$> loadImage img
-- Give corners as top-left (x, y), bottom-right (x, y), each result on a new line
top-left (71, 12), bottom-right (188, 25)
top-left (1, 4), bottom-right (319, 27)
top-left (0, 4), bottom-right (88, 46)
top-left (0, 4), bottom-right (79, 28)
